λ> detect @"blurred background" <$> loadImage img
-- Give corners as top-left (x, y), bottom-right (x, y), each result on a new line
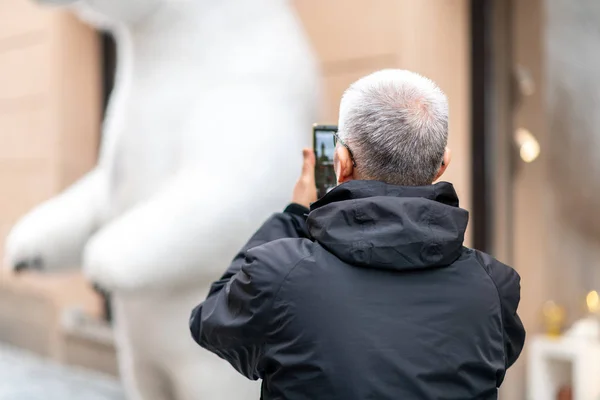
top-left (0, 0), bottom-right (598, 399)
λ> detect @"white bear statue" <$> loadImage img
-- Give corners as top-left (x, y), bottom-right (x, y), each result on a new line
top-left (4, 0), bottom-right (319, 399)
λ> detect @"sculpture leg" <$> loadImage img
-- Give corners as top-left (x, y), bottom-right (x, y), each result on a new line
top-left (112, 298), bottom-right (175, 400)
top-left (169, 357), bottom-right (261, 400)
top-left (118, 350), bottom-right (174, 400)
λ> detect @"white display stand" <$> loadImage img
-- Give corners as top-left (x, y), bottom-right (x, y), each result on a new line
top-left (528, 334), bottom-right (600, 400)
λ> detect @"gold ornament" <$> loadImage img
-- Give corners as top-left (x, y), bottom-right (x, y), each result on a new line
top-left (586, 290), bottom-right (600, 315)
top-left (542, 300), bottom-right (566, 337)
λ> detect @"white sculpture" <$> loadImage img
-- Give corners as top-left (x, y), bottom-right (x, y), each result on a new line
top-left (528, 335), bottom-right (600, 400)
top-left (4, 0), bottom-right (319, 399)
top-left (566, 317), bottom-right (600, 340)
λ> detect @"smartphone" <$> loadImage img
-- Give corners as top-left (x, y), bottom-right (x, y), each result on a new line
top-left (313, 124), bottom-right (338, 199)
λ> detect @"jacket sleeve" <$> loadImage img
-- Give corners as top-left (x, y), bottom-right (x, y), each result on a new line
top-left (189, 204), bottom-right (310, 379)
top-left (477, 251), bottom-right (526, 370)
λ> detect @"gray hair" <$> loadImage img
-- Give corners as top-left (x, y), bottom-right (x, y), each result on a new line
top-left (338, 69), bottom-right (449, 186)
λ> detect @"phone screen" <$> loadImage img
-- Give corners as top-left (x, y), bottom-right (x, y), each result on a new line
top-left (313, 126), bottom-right (338, 199)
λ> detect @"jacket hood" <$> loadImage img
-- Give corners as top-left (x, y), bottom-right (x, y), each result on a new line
top-left (307, 180), bottom-right (469, 271)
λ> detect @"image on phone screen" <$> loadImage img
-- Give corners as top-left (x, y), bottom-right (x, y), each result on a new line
top-left (314, 126), bottom-right (338, 199)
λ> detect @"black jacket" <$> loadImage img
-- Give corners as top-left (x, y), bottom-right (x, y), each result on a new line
top-left (190, 181), bottom-right (525, 400)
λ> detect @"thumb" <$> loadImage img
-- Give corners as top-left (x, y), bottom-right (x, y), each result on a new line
top-left (301, 148), bottom-right (315, 177)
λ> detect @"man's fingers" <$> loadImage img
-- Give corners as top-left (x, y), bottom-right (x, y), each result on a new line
top-left (292, 148), bottom-right (318, 207)
top-left (301, 148), bottom-right (316, 176)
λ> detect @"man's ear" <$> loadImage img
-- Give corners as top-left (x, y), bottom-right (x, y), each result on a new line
top-left (335, 146), bottom-right (355, 184)
top-left (433, 147), bottom-right (452, 182)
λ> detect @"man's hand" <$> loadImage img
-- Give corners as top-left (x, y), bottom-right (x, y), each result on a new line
top-left (291, 149), bottom-right (317, 208)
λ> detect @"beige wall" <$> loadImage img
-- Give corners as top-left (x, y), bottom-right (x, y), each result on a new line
top-left (295, 0), bottom-right (472, 242)
top-left (496, 0), bottom-right (547, 398)
top-left (0, 0), bottom-right (101, 263)
top-left (0, 0), bottom-right (102, 324)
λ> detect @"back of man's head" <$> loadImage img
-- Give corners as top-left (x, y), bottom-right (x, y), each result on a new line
top-left (338, 69), bottom-right (449, 186)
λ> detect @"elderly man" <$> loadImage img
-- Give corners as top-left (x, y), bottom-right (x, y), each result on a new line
top-left (190, 70), bottom-right (525, 400)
